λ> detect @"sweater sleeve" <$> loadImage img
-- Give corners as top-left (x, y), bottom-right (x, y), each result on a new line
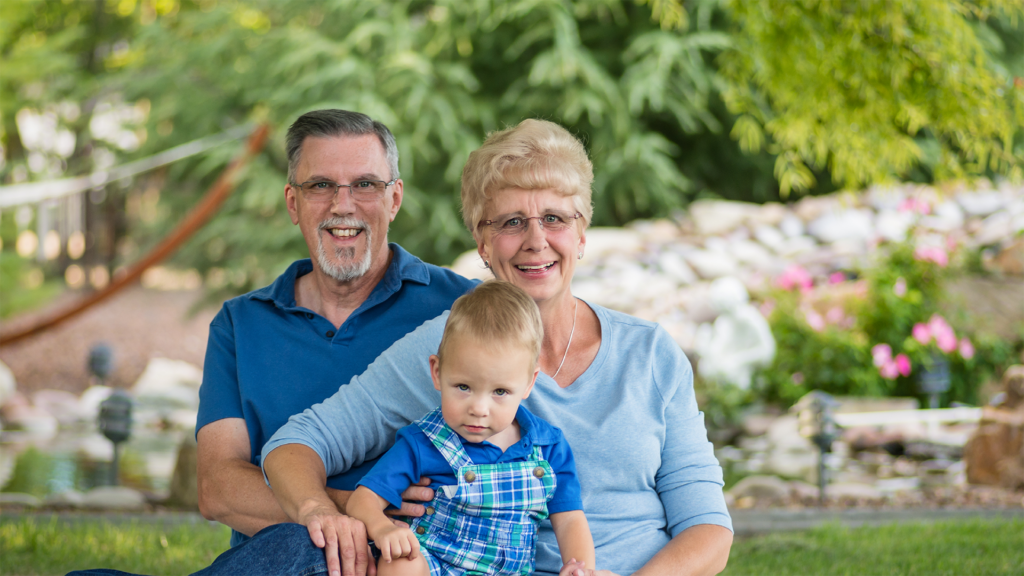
top-left (651, 326), bottom-right (733, 536)
top-left (261, 313), bottom-right (448, 483)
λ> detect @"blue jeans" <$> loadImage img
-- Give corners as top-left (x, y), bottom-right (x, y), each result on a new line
top-left (66, 522), bottom-right (328, 576)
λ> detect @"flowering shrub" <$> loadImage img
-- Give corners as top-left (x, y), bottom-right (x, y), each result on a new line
top-left (756, 240), bottom-right (1018, 408)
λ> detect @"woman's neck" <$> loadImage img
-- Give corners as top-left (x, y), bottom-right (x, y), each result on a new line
top-left (536, 293), bottom-right (578, 376)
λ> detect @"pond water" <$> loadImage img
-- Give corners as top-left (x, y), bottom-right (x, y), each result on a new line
top-left (0, 426), bottom-right (184, 499)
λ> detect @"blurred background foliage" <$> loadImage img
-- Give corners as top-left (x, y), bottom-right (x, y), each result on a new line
top-left (1, 0), bottom-right (1022, 300)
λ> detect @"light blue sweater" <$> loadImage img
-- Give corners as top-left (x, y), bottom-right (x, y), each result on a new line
top-left (263, 302), bottom-right (732, 576)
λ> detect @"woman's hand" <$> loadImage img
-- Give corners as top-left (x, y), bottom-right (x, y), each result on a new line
top-left (559, 558), bottom-right (597, 576)
top-left (298, 501), bottom-right (374, 576)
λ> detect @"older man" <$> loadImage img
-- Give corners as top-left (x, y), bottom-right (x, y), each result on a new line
top-left (195, 110), bottom-right (476, 550)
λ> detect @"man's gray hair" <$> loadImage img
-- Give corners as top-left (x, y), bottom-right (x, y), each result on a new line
top-left (285, 109), bottom-right (400, 184)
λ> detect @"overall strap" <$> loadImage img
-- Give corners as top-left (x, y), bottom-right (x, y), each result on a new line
top-left (414, 407), bottom-right (473, 471)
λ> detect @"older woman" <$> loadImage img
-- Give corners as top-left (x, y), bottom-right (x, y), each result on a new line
top-left (262, 119), bottom-right (733, 576)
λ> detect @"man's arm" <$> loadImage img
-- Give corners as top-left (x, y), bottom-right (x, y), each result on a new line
top-left (196, 418), bottom-right (353, 535)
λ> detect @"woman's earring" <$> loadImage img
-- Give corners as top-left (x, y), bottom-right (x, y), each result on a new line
top-left (578, 252), bottom-right (583, 260)
top-left (484, 260), bottom-right (490, 268)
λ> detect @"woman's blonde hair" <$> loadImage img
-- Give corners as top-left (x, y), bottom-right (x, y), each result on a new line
top-left (460, 119), bottom-right (594, 239)
top-left (437, 280), bottom-right (544, 368)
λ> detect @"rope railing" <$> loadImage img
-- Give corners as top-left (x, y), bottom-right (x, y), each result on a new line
top-left (0, 124), bottom-right (270, 346)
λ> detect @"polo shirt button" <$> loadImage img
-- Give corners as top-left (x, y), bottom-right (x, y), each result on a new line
top-left (326, 331), bottom-right (335, 338)
top-left (416, 526), bottom-right (426, 535)
top-left (533, 467), bottom-right (545, 478)
top-left (305, 312), bottom-right (313, 319)
top-left (464, 471), bottom-right (476, 483)
top-left (425, 506), bottom-right (435, 515)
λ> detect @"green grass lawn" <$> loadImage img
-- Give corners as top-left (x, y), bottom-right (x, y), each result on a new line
top-left (1, 515), bottom-right (1021, 575)
top-left (0, 516), bottom-right (230, 576)
top-left (724, 518), bottom-right (1024, 576)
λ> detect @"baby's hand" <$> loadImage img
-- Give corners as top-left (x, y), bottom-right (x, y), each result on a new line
top-left (559, 558), bottom-right (596, 576)
top-left (372, 524), bottom-right (420, 563)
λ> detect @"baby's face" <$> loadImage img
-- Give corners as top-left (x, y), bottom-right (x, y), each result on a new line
top-left (430, 334), bottom-right (538, 447)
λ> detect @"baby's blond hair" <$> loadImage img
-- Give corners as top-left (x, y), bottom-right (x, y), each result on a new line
top-left (437, 281), bottom-right (544, 368)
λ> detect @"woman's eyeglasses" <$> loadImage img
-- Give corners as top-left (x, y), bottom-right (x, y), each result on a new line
top-left (478, 210), bottom-right (584, 236)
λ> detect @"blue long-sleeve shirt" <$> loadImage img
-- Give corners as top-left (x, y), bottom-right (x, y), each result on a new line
top-left (264, 301), bottom-right (732, 576)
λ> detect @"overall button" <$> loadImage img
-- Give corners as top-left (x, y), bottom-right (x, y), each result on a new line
top-left (425, 506), bottom-right (435, 515)
top-left (326, 330), bottom-right (335, 338)
top-left (464, 471), bottom-right (476, 483)
top-left (533, 467), bottom-right (545, 478)
top-left (416, 526), bottom-right (426, 535)
top-left (304, 312), bottom-right (313, 319)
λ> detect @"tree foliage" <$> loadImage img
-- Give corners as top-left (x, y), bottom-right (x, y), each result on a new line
top-left (1, 0), bottom-right (1021, 300)
top-left (97, 0), bottom-right (729, 293)
top-left (722, 0), bottom-right (1024, 196)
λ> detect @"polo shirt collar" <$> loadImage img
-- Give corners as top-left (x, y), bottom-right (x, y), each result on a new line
top-left (247, 243), bottom-right (430, 310)
top-left (514, 405), bottom-right (559, 447)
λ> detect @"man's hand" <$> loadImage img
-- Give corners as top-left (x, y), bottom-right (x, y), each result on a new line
top-left (371, 524), bottom-right (420, 563)
top-left (384, 477), bottom-right (434, 522)
top-left (299, 502), bottom-right (374, 576)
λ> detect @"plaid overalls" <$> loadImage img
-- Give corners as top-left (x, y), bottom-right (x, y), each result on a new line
top-left (409, 408), bottom-right (557, 576)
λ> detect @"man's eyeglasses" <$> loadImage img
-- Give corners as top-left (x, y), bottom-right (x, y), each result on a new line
top-left (291, 178), bottom-right (398, 202)
top-left (478, 210), bottom-right (584, 236)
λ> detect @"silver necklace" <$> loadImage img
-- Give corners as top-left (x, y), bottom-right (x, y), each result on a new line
top-left (552, 298), bottom-right (578, 379)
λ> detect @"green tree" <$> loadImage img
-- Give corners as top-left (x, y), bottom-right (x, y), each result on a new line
top-left (721, 0), bottom-right (1024, 196)
top-left (100, 0), bottom-right (728, 294)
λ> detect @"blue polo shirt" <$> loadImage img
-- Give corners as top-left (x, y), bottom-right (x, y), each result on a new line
top-left (357, 405), bottom-right (583, 515)
top-left (196, 243), bottom-right (477, 546)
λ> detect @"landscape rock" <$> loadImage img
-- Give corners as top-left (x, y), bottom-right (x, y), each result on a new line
top-left (166, 434), bottom-right (199, 509)
top-left (45, 489), bottom-right (85, 507)
top-left (0, 492), bottom-right (41, 508)
top-left (132, 357), bottom-right (203, 410)
top-left (964, 366), bottom-right (1024, 490)
top-left (0, 360), bottom-right (15, 406)
top-left (806, 208), bottom-right (874, 244)
top-left (827, 482), bottom-right (884, 502)
top-left (0, 392), bottom-right (58, 436)
top-left (32, 389), bottom-right (86, 425)
top-left (80, 486), bottom-right (147, 510)
top-left (727, 474), bottom-right (791, 504)
top-left (688, 200), bottom-right (760, 236)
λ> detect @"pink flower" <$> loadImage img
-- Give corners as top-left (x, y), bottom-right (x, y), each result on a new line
top-left (914, 245), bottom-right (949, 267)
top-left (895, 354), bottom-right (912, 377)
top-left (777, 264), bottom-right (814, 292)
top-left (759, 299), bottom-right (776, 318)
top-left (898, 197), bottom-right (931, 215)
top-left (959, 338), bottom-right (975, 360)
top-left (928, 315), bottom-right (957, 353)
top-left (893, 277), bottom-right (907, 297)
top-left (879, 361), bottom-right (899, 380)
top-left (826, 307), bottom-right (846, 325)
top-left (829, 272), bottom-right (846, 285)
top-left (872, 343), bottom-right (893, 367)
top-left (792, 372), bottom-right (805, 386)
top-left (805, 309), bottom-right (825, 332)
top-left (912, 323), bottom-right (931, 345)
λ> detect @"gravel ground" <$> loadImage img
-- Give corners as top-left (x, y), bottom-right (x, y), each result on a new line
top-left (0, 286), bottom-right (219, 395)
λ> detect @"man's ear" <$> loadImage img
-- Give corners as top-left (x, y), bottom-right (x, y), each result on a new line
top-left (387, 179), bottom-right (403, 222)
top-left (285, 184), bottom-right (300, 225)
top-left (522, 366), bottom-right (540, 399)
top-left (429, 354), bottom-right (442, 391)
